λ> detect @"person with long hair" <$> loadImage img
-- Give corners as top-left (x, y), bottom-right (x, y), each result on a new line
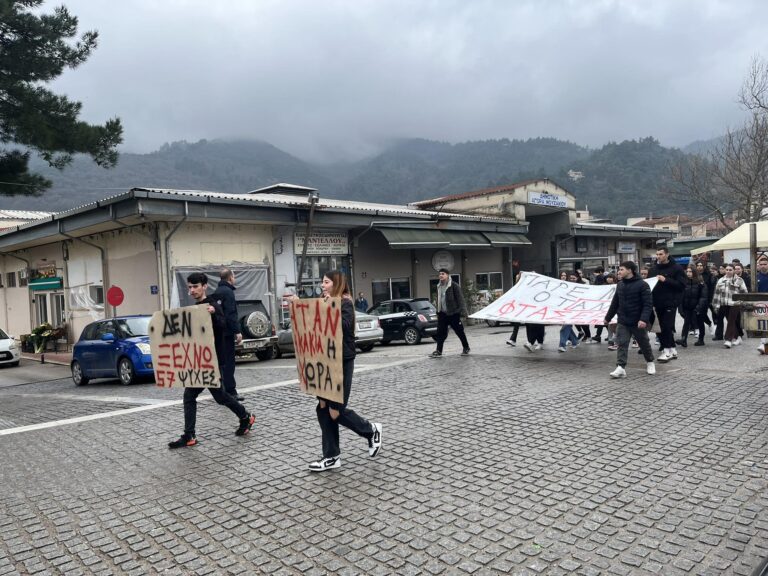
top-left (292, 270), bottom-right (382, 471)
top-left (676, 267), bottom-right (708, 347)
top-left (712, 264), bottom-right (748, 349)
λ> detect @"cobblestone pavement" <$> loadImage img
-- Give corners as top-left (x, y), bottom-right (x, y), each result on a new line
top-left (1, 324), bottom-right (767, 575)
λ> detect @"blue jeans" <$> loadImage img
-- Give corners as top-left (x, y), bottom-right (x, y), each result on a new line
top-left (559, 325), bottom-right (580, 348)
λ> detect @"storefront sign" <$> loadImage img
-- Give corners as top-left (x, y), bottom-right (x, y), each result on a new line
top-left (149, 305), bottom-right (221, 388)
top-left (294, 232), bottom-right (349, 255)
top-left (431, 250), bottom-right (455, 272)
top-left (528, 191), bottom-right (568, 208)
top-left (290, 297), bottom-right (344, 403)
top-left (617, 241), bottom-right (637, 253)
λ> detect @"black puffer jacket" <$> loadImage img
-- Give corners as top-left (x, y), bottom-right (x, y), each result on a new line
top-left (680, 278), bottom-right (708, 312)
top-left (700, 269), bottom-right (716, 303)
top-left (604, 275), bottom-right (653, 327)
top-left (341, 298), bottom-right (356, 360)
top-left (648, 258), bottom-right (686, 308)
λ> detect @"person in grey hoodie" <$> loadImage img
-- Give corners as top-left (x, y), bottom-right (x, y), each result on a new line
top-left (430, 268), bottom-right (470, 357)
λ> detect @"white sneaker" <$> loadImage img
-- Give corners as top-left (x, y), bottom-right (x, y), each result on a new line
top-left (558, 346), bottom-right (566, 352)
top-left (646, 362), bottom-right (656, 375)
top-left (534, 343), bottom-right (543, 350)
top-left (724, 340), bottom-right (732, 348)
top-left (523, 342), bottom-right (534, 352)
top-left (506, 340), bottom-right (516, 347)
top-left (670, 348), bottom-right (678, 359)
top-left (734, 336), bottom-right (742, 346)
top-left (308, 456), bottom-right (340, 472)
top-left (610, 366), bottom-right (626, 379)
top-left (368, 423), bottom-right (382, 457)
top-left (657, 351), bottom-right (672, 363)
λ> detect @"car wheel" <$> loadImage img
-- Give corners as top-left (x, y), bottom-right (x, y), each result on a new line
top-left (255, 347), bottom-right (274, 361)
top-left (118, 357), bottom-right (136, 385)
top-left (358, 344), bottom-right (375, 352)
top-left (72, 361), bottom-right (89, 386)
top-left (403, 327), bottom-right (422, 345)
top-left (273, 345), bottom-right (283, 359)
top-left (486, 319), bottom-right (499, 327)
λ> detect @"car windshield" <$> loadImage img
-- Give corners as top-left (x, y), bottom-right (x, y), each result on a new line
top-left (412, 300), bottom-right (436, 313)
top-left (116, 317), bottom-right (151, 337)
top-left (0, 328), bottom-right (8, 340)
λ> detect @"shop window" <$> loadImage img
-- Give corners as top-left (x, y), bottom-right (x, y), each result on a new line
top-left (475, 272), bottom-right (503, 293)
top-left (6, 272), bottom-right (16, 288)
top-left (89, 285), bottom-right (104, 305)
top-left (371, 277), bottom-right (411, 306)
top-left (298, 255), bottom-right (351, 297)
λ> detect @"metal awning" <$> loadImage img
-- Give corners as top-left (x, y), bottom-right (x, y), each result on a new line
top-left (441, 231), bottom-right (491, 248)
top-left (483, 232), bottom-right (532, 247)
top-left (378, 228), bottom-right (450, 249)
top-left (28, 277), bottom-right (63, 291)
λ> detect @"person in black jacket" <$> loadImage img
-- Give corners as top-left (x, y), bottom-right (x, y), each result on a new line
top-left (695, 261), bottom-right (716, 331)
top-left (648, 247), bottom-right (686, 363)
top-left (294, 270), bottom-right (382, 472)
top-left (604, 261), bottom-right (655, 378)
top-left (168, 272), bottom-right (254, 449)
top-left (676, 267), bottom-right (708, 347)
top-left (591, 267), bottom-right (607, 343)
top-left (430, 268), bottom-right (471, 357)
top-left (213, 268), bottom-right (243, 400)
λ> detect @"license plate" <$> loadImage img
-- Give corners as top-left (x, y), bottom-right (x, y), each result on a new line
top-left (357, 322), bottom-right (373, 330)
top-left (242, 340), bottom-right (258, 349)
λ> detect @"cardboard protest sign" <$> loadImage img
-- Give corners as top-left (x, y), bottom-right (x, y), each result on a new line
top-left (149, 305), bottom-right (221, 388)
top-left (290, 297), bottom-right (344, 404)
top-left (470, 271), bottom-right (657, 325)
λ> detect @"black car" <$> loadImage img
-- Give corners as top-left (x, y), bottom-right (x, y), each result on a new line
top-left (367, 298), bottom-right (438, 345)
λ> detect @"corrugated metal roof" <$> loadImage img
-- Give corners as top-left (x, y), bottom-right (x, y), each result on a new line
top-left (574, 221), bottom-right (670, 234)
top-left (0, 210), bottom-right (53, 219)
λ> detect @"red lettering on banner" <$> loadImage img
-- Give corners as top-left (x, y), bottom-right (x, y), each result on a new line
top-left (313, 301), bottom-right (323, 332)
top-left (499, 300), bottom-right (517, 315)
top-left (324, 305), bottom-right (340, 337)
top-left (527, 306), bottom-right (548, 320)
top-left (293, 301), bottom-right (310, 330)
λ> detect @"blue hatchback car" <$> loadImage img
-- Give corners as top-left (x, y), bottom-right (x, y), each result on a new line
top-left (71, 315), bottom-right (154, 386)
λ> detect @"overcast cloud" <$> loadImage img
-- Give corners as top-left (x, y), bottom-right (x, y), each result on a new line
top-left (51, 0), bottom-right (768, 162)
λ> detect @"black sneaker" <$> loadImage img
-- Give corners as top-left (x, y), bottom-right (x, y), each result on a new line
top-left (368, 423), bottom-right (382, 457)
top-left (461, 348), bottom-right (470, 356)
top-left (308, 456), bottom-right (340, 472)
top-left (429, 350), bottom-right (442, 358)
top-left (235, 413), bottom-right (255, 436)
top-left (168, 434), bottom-right (197, 449)
top-left (694, 341), bottom-right (705, 346)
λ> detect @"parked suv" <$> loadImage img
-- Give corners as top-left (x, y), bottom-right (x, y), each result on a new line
top-left (367, 298), bottom-right (438, 345)
top-left (235, 299), bottom-right (278, 361)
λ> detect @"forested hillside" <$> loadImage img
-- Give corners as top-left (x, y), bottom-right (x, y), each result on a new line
top-left (4, 136), bottom-right (701, 222)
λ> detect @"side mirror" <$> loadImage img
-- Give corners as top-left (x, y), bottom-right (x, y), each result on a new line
top-left (101, 333), bottom-right (115, 342)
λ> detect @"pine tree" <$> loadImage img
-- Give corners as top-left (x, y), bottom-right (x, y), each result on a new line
top-left (0, 0), bottom-right (122, 197)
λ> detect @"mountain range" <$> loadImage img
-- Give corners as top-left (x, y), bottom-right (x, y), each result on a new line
top-left (4, 135), bottom-right (717, 223)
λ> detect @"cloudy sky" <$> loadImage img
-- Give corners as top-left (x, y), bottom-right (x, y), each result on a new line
top-left (51, 0), bottom-right (768, 162)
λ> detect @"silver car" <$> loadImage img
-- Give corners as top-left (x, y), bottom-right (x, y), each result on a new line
top-left (274, 311), bottom-right (383, 358)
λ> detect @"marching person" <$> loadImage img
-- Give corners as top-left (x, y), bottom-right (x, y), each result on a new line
top-left (676, 267), bottom-right (708, 347)
top-left (213, 267), bottom-right (243, 400)
top-left (289, 270), bottom-right (382, 472)
top-left (649, 246), bottom-right (686, 363)
top-left (712, 263), bottom-right (748, 348)
top-left (604, 261), bottom-right (656, 378)
top-left (591, 267), bottom-right (607, 343)
top-left (430, 268), bottom-right (471, 357)
top-left (757, 254), bottom-right (768, 354)
top-left (168, 272), bottom-right (255, 449)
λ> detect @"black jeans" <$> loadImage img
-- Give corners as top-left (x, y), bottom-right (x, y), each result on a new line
top-left (318, 357), bottom-right (374, 458)
top-left (508, 323), bottom-right (520, 342)
top-left (525, 324), bottom-right (545, 345)
top-left (655, 306), bottom-right (677, 349)
top-left (680, 309), bottom-right (705, 344)
top-left (183, 385), bottom-right (248, 436)
top-left (221, 335), bottom-right (238, 395)
top-left (435, 312), bottom-right (470, 352)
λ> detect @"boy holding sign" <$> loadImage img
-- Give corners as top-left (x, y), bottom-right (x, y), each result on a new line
top-left (167, 273), bottom-right (255, 448)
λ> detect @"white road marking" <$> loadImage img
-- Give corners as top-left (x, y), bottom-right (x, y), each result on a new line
top-left (0, 358), bottom-right (417, 437)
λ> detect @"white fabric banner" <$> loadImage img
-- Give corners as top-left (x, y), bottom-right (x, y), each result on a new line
top-left (469, 271), bottom-right (657, 325)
